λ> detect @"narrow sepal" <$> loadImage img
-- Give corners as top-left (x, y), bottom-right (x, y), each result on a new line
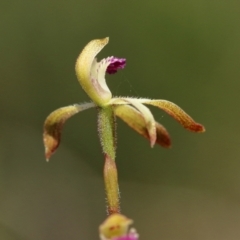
top-left (140, 99), bottom-right (205, 132)
top-left (114, 105), bottom-right (171, 148)
top-left (43, 102), bottom-right (94, 161)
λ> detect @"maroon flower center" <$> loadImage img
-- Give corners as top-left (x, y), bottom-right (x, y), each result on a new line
top-left (106, 57), bottom-right (126, 74)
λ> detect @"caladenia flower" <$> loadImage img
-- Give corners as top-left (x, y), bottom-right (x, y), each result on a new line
top-left (99, 213), bottom-right (139, 240)
top-left (43, 37), bottom-right (205, 215)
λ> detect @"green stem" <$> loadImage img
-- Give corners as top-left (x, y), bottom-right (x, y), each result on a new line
top-left (98, 106), bottom-right (120, 214)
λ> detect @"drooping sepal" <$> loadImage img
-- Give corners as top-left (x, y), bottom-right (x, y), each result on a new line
top-left (139, 99), bottom-right (205, 132)
top-left (155, 122), bottom-right (171, 148)
top-left (112, 98), bottom-right (157, 147)
top-left (114, 104), bottom-right (171, 148)
top-left (43, 102), bottom-right (94, 161)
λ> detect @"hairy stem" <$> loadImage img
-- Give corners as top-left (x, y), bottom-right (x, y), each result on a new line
top-left (98, 106), bottom-right (120, 214)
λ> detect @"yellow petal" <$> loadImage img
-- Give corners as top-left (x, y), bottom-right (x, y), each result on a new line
top-left (114, 104), bottom-right (171, 148)
top-left (99, 213), bottom-right (133, 239)
top-left (113, 98), bottom-right (156, 147)
top-left (139, 99), bottom-right (205, 132)
top-left (43, 102), bottom-right (94, 161)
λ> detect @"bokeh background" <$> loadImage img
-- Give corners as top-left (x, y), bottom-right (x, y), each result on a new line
top-left (1, 1), bottom-right (240, 239)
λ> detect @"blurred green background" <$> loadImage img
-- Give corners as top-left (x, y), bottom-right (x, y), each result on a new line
top-left (1, 0), bottom-right (240, 239)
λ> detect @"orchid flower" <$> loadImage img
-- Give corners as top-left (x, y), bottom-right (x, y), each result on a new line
top-left (43, 37), bottom-right (205, 214)
top-left (99, 213), bottom-right (139, 240)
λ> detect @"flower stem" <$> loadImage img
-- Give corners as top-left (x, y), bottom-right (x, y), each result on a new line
top-left (98, 106), bottom-right (120, 214)
top-left (104, 154), bottom-right (120, 214)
